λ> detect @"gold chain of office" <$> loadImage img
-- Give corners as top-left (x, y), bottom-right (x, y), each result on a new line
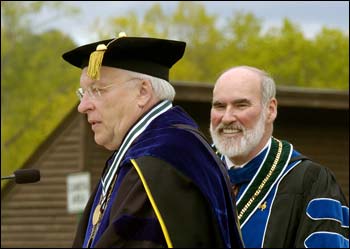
top-left (87, 172), bottom-right (119, 248)
top-left (238, 139), bottom-right (282, 221)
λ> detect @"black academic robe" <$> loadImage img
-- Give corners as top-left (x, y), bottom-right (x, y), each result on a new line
top-left (227, 138), bottom-right (349, 248)
top-left (263, 158), bottom-right (349, 248)
top-left (73, 103), bottom-right (243, 248)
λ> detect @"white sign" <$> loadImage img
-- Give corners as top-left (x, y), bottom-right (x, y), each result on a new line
top-left (67, 172), bottom-right (91, 214)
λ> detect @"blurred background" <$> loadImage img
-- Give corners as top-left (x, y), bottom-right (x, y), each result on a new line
top-left (1, 1), bottom-right (349, 181)
top-left (1, 2), bottom-right (349, 247)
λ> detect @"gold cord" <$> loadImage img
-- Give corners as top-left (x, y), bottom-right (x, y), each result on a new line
top-left (238, 139), bottom-right (282, 220)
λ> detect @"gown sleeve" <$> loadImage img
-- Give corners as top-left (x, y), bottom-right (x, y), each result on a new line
top-left (294, 161), bottom-right (349, 248)
top-left (263, 160), bottom-right (349, 248)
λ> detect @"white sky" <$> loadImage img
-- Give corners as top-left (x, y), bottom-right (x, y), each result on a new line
top-left (36, 1), bottom-right (349, 44)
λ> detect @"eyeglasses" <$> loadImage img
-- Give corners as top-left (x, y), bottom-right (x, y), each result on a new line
top-left (76, 78), bottom-right (141, 101)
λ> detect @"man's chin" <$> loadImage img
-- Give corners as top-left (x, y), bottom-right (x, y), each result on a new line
top-left (215, 137), bottom-right (251, 157)
top-left (217, 135), bottom-right (241, 146)
top-left (94, 135), bottom-right (105, 147)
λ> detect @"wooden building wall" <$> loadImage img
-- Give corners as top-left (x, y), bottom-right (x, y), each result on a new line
top-left (1, 111), bottom-right (82, 247)
top-left (1, 83), bottom-right (348, 248)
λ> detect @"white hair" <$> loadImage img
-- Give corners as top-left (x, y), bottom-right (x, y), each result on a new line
top-left (124, 70), bottom-right (176, 101)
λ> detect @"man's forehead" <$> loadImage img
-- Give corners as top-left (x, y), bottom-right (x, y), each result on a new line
top-left (221, 68), bottom-right (260, 83)
top-left (81, 66), bottom-right (127, 79)
top-left (215, 79), bottom-right (260, 93)
top-left (213, 80), bottom-right (262, 104)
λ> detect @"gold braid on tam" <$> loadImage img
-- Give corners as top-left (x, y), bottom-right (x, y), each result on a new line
top-left (87, 32), bottom-right (127, 80)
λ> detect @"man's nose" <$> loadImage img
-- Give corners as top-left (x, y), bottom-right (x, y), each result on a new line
top-left (221, 107), bottom-right (237, 124)
top-left (77, 95), bottom-right (94, 113)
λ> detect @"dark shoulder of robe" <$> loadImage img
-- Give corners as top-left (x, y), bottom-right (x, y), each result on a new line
top-left (263, 158), bottom-right (349, 248)
top-left (73, 105), bottom-right (243, 248)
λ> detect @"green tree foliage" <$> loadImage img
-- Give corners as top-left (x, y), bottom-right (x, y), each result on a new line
top-left (1, 1), bottom-right (81, 186)
top-left (309, 28), bottom-right (349, 88)
top-left (1, 2), bottom-right (348, 187)
top-left (95, 2), bottom-right (226, 82)
top-left (219, 11), bottom-right (266, 75)
top-left (96, 2), bottom-right (348, 88)
top-left (257, 19), bottom-right (311, 86)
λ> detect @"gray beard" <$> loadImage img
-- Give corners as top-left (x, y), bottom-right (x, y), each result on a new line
top-left (210, 112), bottom-right (266, 158)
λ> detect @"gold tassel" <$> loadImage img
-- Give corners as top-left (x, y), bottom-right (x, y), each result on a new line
top-left (87, 32), bottom-right (127, 80)
top-left (87, 44), bottom-right (107, 80)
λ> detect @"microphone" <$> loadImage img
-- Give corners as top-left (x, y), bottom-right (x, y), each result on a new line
top-left (1, 169), bottom-right (40, 184)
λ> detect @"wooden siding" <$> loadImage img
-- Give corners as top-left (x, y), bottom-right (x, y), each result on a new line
top-left (1, 112), bottom-right (112, 248)
top-left (1, 83), bottom-right (348, 248)
top-left (275, 107), bottom-right (349, 199)
top-left (1, 112), bottom-right (83, 248)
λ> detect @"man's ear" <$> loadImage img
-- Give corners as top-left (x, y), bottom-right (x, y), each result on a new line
top-left (267, 98), bottom-right (277, 123)
top-left (137, 79), bottom-right (153, 107)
